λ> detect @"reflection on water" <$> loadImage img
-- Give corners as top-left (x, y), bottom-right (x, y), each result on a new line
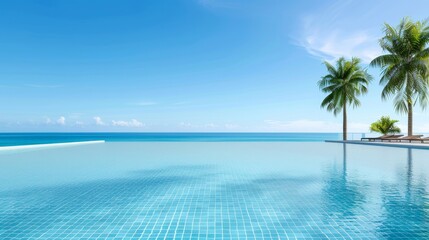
top-left (377, 148), bottom-right (429, 239)
top-left (322, 144), bottom-right (366, 220)
top-left (321, 145), bottom-right (429, 239)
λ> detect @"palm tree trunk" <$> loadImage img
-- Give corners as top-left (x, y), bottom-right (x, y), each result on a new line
top-left (343, 103), bottom-right (347, 141)
top-left (408, 100), bottom-right (413, 136)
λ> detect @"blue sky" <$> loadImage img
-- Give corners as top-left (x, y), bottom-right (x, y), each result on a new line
top-left (0, 0), bottom-right (428, 132)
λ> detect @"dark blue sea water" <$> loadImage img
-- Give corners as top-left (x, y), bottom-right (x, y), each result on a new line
top-left (0, 133), bottom-right (343, 146)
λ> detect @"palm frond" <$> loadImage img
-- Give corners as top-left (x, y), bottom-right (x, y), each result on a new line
top-left (318, 57), bottom-right (371, 116)
top-left (371, 18), bottom-right (429, 120)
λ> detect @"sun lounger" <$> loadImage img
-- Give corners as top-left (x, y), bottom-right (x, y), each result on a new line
top-left (380, 135), bottom-right (404, 142)
top-left (408, 136), bottom-right (429, 143)
top-left (396, 135), bottom-right (424, 143)
top-left (361, 134), bottom-right (394, 141)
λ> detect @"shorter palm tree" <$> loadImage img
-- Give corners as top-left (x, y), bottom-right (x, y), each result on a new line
top-left (370, 116), bottom-right (401, 136)
top-left (318, 57), bottom-right (372, 140)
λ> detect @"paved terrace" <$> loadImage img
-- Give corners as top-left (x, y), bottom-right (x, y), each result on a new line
top-left (326, 140), bottom-right (429, 150)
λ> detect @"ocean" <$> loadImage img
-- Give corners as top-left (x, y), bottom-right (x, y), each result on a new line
top-left (0, 132), bottom-right (349, 146)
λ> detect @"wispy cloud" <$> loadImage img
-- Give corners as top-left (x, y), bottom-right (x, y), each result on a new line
top-left (297, 0), bottom-right (382, 63)
top-left (112, 119), bottom-right (144, 127)
top-left (300, 30), bottom-right (381, 63)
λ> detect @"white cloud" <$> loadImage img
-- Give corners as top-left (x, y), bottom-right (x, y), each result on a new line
top-left (45, 118), bottom-right (52, 124)
top-left (264, 119), bottom-right (369, 132)
top-left (93, 116), bottom-right (106, 126)
top-left (57, 116), bottom-right (66, 125)
top-left (112, 119), bottom-right (144, 128)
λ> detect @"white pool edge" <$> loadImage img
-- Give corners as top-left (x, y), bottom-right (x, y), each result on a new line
top-left (0, 140), bottom-right (105, 151)
top-left (325, 140), bottom-right (429, 150)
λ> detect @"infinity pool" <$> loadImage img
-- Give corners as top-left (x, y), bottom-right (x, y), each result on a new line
top-left (1, 142), bottom-right (429, 239)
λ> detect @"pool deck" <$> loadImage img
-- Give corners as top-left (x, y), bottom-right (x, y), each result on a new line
top-left (326, 140), bottom-right (429, 150)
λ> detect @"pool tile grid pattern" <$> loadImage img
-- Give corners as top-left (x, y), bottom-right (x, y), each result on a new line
top-left (1, 164), bottom-right (428, 239)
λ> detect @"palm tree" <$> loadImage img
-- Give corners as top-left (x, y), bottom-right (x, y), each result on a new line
top-left (370, 116), bottom-right (401, 135)
top-left (370, 18), bottom-right (429, 136)
top-left (318, 57), bottom-right (372, 140)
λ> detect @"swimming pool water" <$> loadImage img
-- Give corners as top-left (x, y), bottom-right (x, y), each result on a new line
top-left (1, 142), bottom-right (429, 239)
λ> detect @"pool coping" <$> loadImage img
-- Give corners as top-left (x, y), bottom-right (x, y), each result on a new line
top-left (0, 140), bottom-right (105, 151)
top-left (326, 140), bottom-right (429, 150)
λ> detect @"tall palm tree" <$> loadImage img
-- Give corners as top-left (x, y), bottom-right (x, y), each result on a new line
top-left (318, 57), bottom-right (372, 140)
top-left (370, 18), bottom-right (429, 136)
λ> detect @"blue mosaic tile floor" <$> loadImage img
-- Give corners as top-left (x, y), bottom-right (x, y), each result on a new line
top-left (0, 142), bottom-right (429, 239)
